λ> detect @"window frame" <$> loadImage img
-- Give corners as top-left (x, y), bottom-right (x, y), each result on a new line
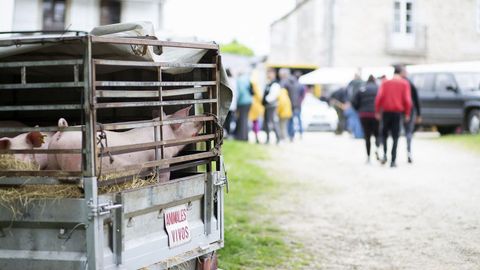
top-left (410, 73), bottom-right (435, 93)
top-left (434, 73), bottom-right (458, 93)
top-left (393, 0), bottom-right (415, 34)
top-left (100, 0), bottom-right (122, 26)
top-left (42, 0), bottom-right (67, 31)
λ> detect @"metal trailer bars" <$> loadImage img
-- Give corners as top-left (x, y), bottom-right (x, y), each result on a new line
top-left (0, 34), bottom-right (223, 270)
top-left (0, 35), bottom-right (221, 186)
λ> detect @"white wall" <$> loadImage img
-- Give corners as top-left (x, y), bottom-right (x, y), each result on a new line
top-left (332, 0), bottom-right (422, 67)
top-left (417, 0), bottom-right (480, 62)
top-left (0, 0), bottom-right (15, 32)
top-left (6, 0), bottom-right (164, 33)
top-left (66, 0), bottom-right (100, 32)
top-left (121, 0), bottom-right (163, 30)
top-left (269, 0), bottom-right (480, 68)
top-left (12, 0), bottom-right (42, 30)
top-left (270, 0), bottom-right (322, 66)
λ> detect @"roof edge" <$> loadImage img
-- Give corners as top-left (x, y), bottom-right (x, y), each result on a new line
top-left (270, 0), bottom-right (313, 27)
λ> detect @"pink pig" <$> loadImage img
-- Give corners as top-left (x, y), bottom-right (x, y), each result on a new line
top-left (47, 106), bottom-right (203, 182)
top-left (0, 131), bottom-right (53, 170)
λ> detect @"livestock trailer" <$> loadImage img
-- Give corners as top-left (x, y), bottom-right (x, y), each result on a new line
top-left (0, 23), bottom-right (229, 270)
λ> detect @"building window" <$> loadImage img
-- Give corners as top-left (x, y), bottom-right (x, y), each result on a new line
top-left (394, 0), bottom-right (414, 34)
top-left (100, 0), bottom-right (121, 25)
top-left (42, 0), bottom-right (66, 31)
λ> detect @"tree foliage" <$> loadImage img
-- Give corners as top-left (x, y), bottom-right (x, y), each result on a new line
top-left (220, 39), bottom-right (255, 56)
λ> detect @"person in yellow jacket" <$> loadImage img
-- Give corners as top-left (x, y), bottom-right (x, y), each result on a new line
top-left (277, 88), bottom-right (293, 140)
top-left (248, 75), bottom-right (265, 144)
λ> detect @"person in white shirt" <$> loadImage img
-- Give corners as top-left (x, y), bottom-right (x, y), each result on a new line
top-left (262, 68), bottom-right (282, 144)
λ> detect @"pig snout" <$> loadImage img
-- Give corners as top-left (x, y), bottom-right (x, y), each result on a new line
top-left (58, 118), bottom-right (69, 128)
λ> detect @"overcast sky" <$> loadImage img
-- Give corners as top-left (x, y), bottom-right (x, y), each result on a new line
top-left (163, 0), bottom-right (296, 55)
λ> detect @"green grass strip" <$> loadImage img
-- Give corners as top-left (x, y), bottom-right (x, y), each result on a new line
top-left (441, 134), bottom-right (480, 154)
top-left (218, 141), bottom-right (294, 270)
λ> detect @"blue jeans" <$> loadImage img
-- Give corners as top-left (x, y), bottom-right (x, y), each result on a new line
top-left (403, 109), bottom-right (417, 153)
top-left (345, 107), bottom-right (364, 139)
top-left (287, 108), bottom-right (303, 140)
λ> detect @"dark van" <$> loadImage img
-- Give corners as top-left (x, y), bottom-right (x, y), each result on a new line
top-left (408, 68), bottom-right (480, 135)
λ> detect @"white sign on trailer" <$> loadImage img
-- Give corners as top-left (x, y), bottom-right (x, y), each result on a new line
top-left (164, 204), bottom-right (191, 248)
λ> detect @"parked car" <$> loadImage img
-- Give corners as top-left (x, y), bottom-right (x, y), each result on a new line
top-left (301, 93), bottom-right (338, 131)
top-left (408, 64), bottom-right (480, 135)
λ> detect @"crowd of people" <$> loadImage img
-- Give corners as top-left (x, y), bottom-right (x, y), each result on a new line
top-left (224, 67), bottom-right (306, 145)
top-left (225, 64), bottom-right (421, 168)
top-left (331, 65), bottom-right (422, 168)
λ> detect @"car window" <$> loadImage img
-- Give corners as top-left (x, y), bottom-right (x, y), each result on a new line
top-left (410, 74), bottom-right (433, 92)
top-left (454, 73), bottom-right (480, 92)
top-left (435, 73), bottom-right (457, 92)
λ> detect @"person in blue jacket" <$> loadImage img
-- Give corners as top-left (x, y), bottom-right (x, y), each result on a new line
top-left (235, 73), bottom-right (253, 141)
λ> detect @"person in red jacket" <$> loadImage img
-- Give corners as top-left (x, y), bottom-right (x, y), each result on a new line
top-left (375, 65), bottom-right (412, 167)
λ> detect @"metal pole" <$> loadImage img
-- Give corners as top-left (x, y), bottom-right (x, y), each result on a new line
top-left (155, 66), bottom-right (164, 182)
top-left (83, 35), bottom-right (102, 270)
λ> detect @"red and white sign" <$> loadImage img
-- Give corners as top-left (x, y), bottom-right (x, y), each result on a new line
top-left (164, 204), bottom-right (191, 248)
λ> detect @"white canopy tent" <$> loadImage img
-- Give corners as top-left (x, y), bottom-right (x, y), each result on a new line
top-left (299, 67), bottom-right (358, 85)
top-left (299, 66), bottom-right (397, 85)
top-left (300, 62), bottom-right (480, 86)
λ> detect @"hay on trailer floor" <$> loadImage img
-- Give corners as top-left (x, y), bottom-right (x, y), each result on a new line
top-left (0, 173), bottom-right (159, 200)
top-left (0, 154), bottom-right (163, 219)
top-left (0, 173), bottom-right (160, 219)
top-left (0, 154), bottom-right (39, 171)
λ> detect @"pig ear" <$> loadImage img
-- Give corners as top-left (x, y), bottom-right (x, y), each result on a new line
top-left (26, 132), bottom-right (45, 148)
top-left (0, 138), bottom-right (11, 150)
top-left (171, 106), bottom-right (193, 118)
top-left (169, 106), bottom-right (193, 130)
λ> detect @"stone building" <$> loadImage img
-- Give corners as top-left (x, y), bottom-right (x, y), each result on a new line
top-left (0, 0), bottom-right (165, 33)
top-left (269, 0), bottom-right (480, 67)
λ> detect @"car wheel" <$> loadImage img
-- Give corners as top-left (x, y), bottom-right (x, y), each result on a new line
top-left (468, 109), bottom-right (480, 134)
top-left (437, 126), bottom-right (456, 135)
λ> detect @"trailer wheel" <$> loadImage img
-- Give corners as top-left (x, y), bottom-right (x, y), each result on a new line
top-left (467, 109), bottom-right (480, 134)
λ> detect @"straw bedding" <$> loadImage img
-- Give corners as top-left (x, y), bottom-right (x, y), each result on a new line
top-left (0, 154), bottom-right (160, 215)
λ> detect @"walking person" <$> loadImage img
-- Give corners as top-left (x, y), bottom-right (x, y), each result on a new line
top-left (279, 68), bottom-right (299, 141)
top-left (263, 68), bottom-right (282, 144)
top-left (277, 87), bottom-right (293, 140)
top-left (352, 75), bottom-right (381, 163)
top-left (400, 68), bottom-right (422, 163)
top-left (292, 70), bottom-right (306, 139)
top-left (375, 65), bottom-right (412, 167)
top-left (330, 87), bottom-right (348, 135)
top-left (248, 76), bottom-right (265, 144)
top-left (235, 72), bottom-right (253, 141)
top-left (224, 69), bottom-right (237, 137)
top-left (346, 73), bottom-right (364, 138)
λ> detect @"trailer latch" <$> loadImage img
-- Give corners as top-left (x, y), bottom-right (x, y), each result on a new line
top-left (214, 156), bottom-right (229, 193)
top-left (214, 174), bottom-right (229, 194)
top-left (88, 200), bottom-right (122, 217)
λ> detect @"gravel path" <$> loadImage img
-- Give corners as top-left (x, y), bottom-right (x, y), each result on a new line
top-left (262, 132), bottom-right (480, 270)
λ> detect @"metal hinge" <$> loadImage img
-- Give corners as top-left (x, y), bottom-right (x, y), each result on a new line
top-left (88, 200), bottom-right (122, 218)
top-left (213, 156), bottom-right (229, 193)
top-left (214, 156), bottom-right (229, 193)
top-left (214, 173), bottom-right (229, 193)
